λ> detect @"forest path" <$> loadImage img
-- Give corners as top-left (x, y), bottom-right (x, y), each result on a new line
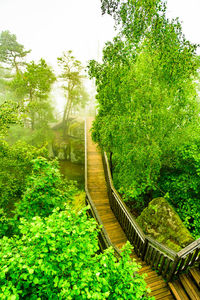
top-left (86, 117), bottom-right (174, 300)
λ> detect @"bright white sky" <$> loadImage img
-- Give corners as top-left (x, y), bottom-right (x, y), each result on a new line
top-left (0, 0), bottom-right (115, 67)
top-left (0, 0), bottom-right (200, 67)
top-left (0, 0), bottom-right (200, 110)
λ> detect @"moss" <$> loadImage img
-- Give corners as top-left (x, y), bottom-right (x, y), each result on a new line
top-left (137, 197), bottom-right (194, 251)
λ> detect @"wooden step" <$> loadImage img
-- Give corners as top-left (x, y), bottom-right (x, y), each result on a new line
top-left (150, 287), bottom-right (173, 299)
top-left (160, 296), bottom-right (175, 300)
top-left (189, 267), bottom-right (200, 288)
top-left (179, 273), bottom-right (200, 300)
top-left (168, 280), bottom-right (190, 300)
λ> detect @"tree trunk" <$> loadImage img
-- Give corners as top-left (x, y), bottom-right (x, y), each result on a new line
top-left (13, 55), bottom-right (19, 74)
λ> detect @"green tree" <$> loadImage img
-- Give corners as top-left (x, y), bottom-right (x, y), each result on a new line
top-left (89, 0), bottom-right (200, 212)
top-left (0, 96), bottom-right (47, 213)
top-left (0, 30), bottom-right (31, 73)
top-left (11, 59), bottom-right (56, 130)
top-left (57, 51), bottom-right (88, 137)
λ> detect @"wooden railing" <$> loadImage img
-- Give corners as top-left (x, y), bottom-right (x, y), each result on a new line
top-left (102, 151), bottom-right (200, 282)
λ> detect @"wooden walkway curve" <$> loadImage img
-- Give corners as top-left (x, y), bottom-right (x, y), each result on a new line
top-left (86, 117), bottom-right (174, 300)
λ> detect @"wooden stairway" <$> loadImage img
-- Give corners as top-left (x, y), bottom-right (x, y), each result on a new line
top-left (86, 117), bottom-right (174, 299)
top-left (169, 268), bottom-right (200, 300)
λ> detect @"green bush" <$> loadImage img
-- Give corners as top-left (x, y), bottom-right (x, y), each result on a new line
top-left (155, 143), bottom-right (200, 239)
top-left (0, 209), bottom-right (15, 238)
top-left (0, 140), bottom-right (47, 213)
top-left (0, 207), bottom-right (153, 299)
top-left (15, 157), bottom-right (78, 220)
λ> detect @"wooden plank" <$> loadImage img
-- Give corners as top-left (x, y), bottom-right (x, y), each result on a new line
top-left (189, 267), bottom-right (200, 288)
top-left (155, 293), bottom-right (175, 300)
top-left (151, 288), bottom-right (173, 298)
top-left (168, 280), bottom-right (189, 300)
top-left (148, 280), bottom-right (167, 291)
top-left (160, 296), bottom-right (175, 300)
top-left (179, 273), bottom-right (200, 300)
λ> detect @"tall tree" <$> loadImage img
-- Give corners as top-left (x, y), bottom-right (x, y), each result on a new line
top-left (11, 59), bottom-right (56, 130)
top-left (89, 0), bottom-right (200, 210)
top-left (0, 30), bottom-right (31, 73)
top-left (57, 51), bottom-right (87, 137)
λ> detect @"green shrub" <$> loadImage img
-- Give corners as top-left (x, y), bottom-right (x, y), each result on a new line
top-left (155, 142), bottom-right (200, 239)
top-left (15, 157), bottom-right (78, 220)
top-left (0, 207), bottom-right (153, 299)
top-left (0, 209), bottom-right (15, 238)
top-left (0, 140), bottom-right (47, 213)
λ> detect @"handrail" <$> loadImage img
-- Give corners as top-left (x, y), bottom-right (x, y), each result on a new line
top-left (178, 238), bottom-right (200, 257)
top-left (103, 152), bottom-right (146, 242)
top-left (146, 236), bottom-right (177, 259)
top-left (102, 151), bottom-right (200, 282)
top-left (84, 119), bottom-right (121, 258)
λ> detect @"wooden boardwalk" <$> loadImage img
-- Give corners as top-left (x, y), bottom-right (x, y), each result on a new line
top-left (86, 117), bottom-right (174, 300)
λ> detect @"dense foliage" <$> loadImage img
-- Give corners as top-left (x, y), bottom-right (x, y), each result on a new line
top-left (0, 31), bottom-right (56, 213)
top-left (14, 157), bottom-right (77, 220)
top-left (0, 85), bottom-right (152, 299)
top-left (0, 208), bottom-right (152, 300)
top-left (0, 141), bottom-right (47, 213)
top-left (0, 157), bottom-right (152, 299)
top-left (89, 0), bottom-right (200, 238)
top-left (154, 143), bottom-right (200, 238)
top-left (0, 101), bottom-right (21, 136)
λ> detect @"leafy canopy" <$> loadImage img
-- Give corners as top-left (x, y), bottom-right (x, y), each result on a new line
top-left (0, 141), bottom-right (47, 215)
top-left (11, 58), bottom-right (56, 130)
top-left (0, 101), bottom-right (21, 136)
top-left (14, 157), bottom-right (77, 220)
top-left (89, 0), bottom-right (200, 218)
top-left (0, 157), bottom-right (152, 299)
top-left (0, 30), bottom-right (31, 73)
top-left (0, 207), bottom-right (152, 299)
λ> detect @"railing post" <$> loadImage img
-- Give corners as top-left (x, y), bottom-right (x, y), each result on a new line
top-left (166, 255), bottom-right (180, 282)
top-left (141, 238), bottom-right (148, 261)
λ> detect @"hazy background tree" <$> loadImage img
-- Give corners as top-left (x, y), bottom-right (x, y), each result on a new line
top-left (0, 30), bottom-right (31, 73)
top-left (11, 59), bottom-right (56, 130)
top-left (57, 50), bottom-right (88, 137)
top-left (0, 31), bottom-right (56, 211)
top-left (0, 100), bottom-right (21, 136)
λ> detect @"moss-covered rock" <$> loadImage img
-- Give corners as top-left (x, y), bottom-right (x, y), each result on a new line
top-left (136, 197), bottom-right (194, 252)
